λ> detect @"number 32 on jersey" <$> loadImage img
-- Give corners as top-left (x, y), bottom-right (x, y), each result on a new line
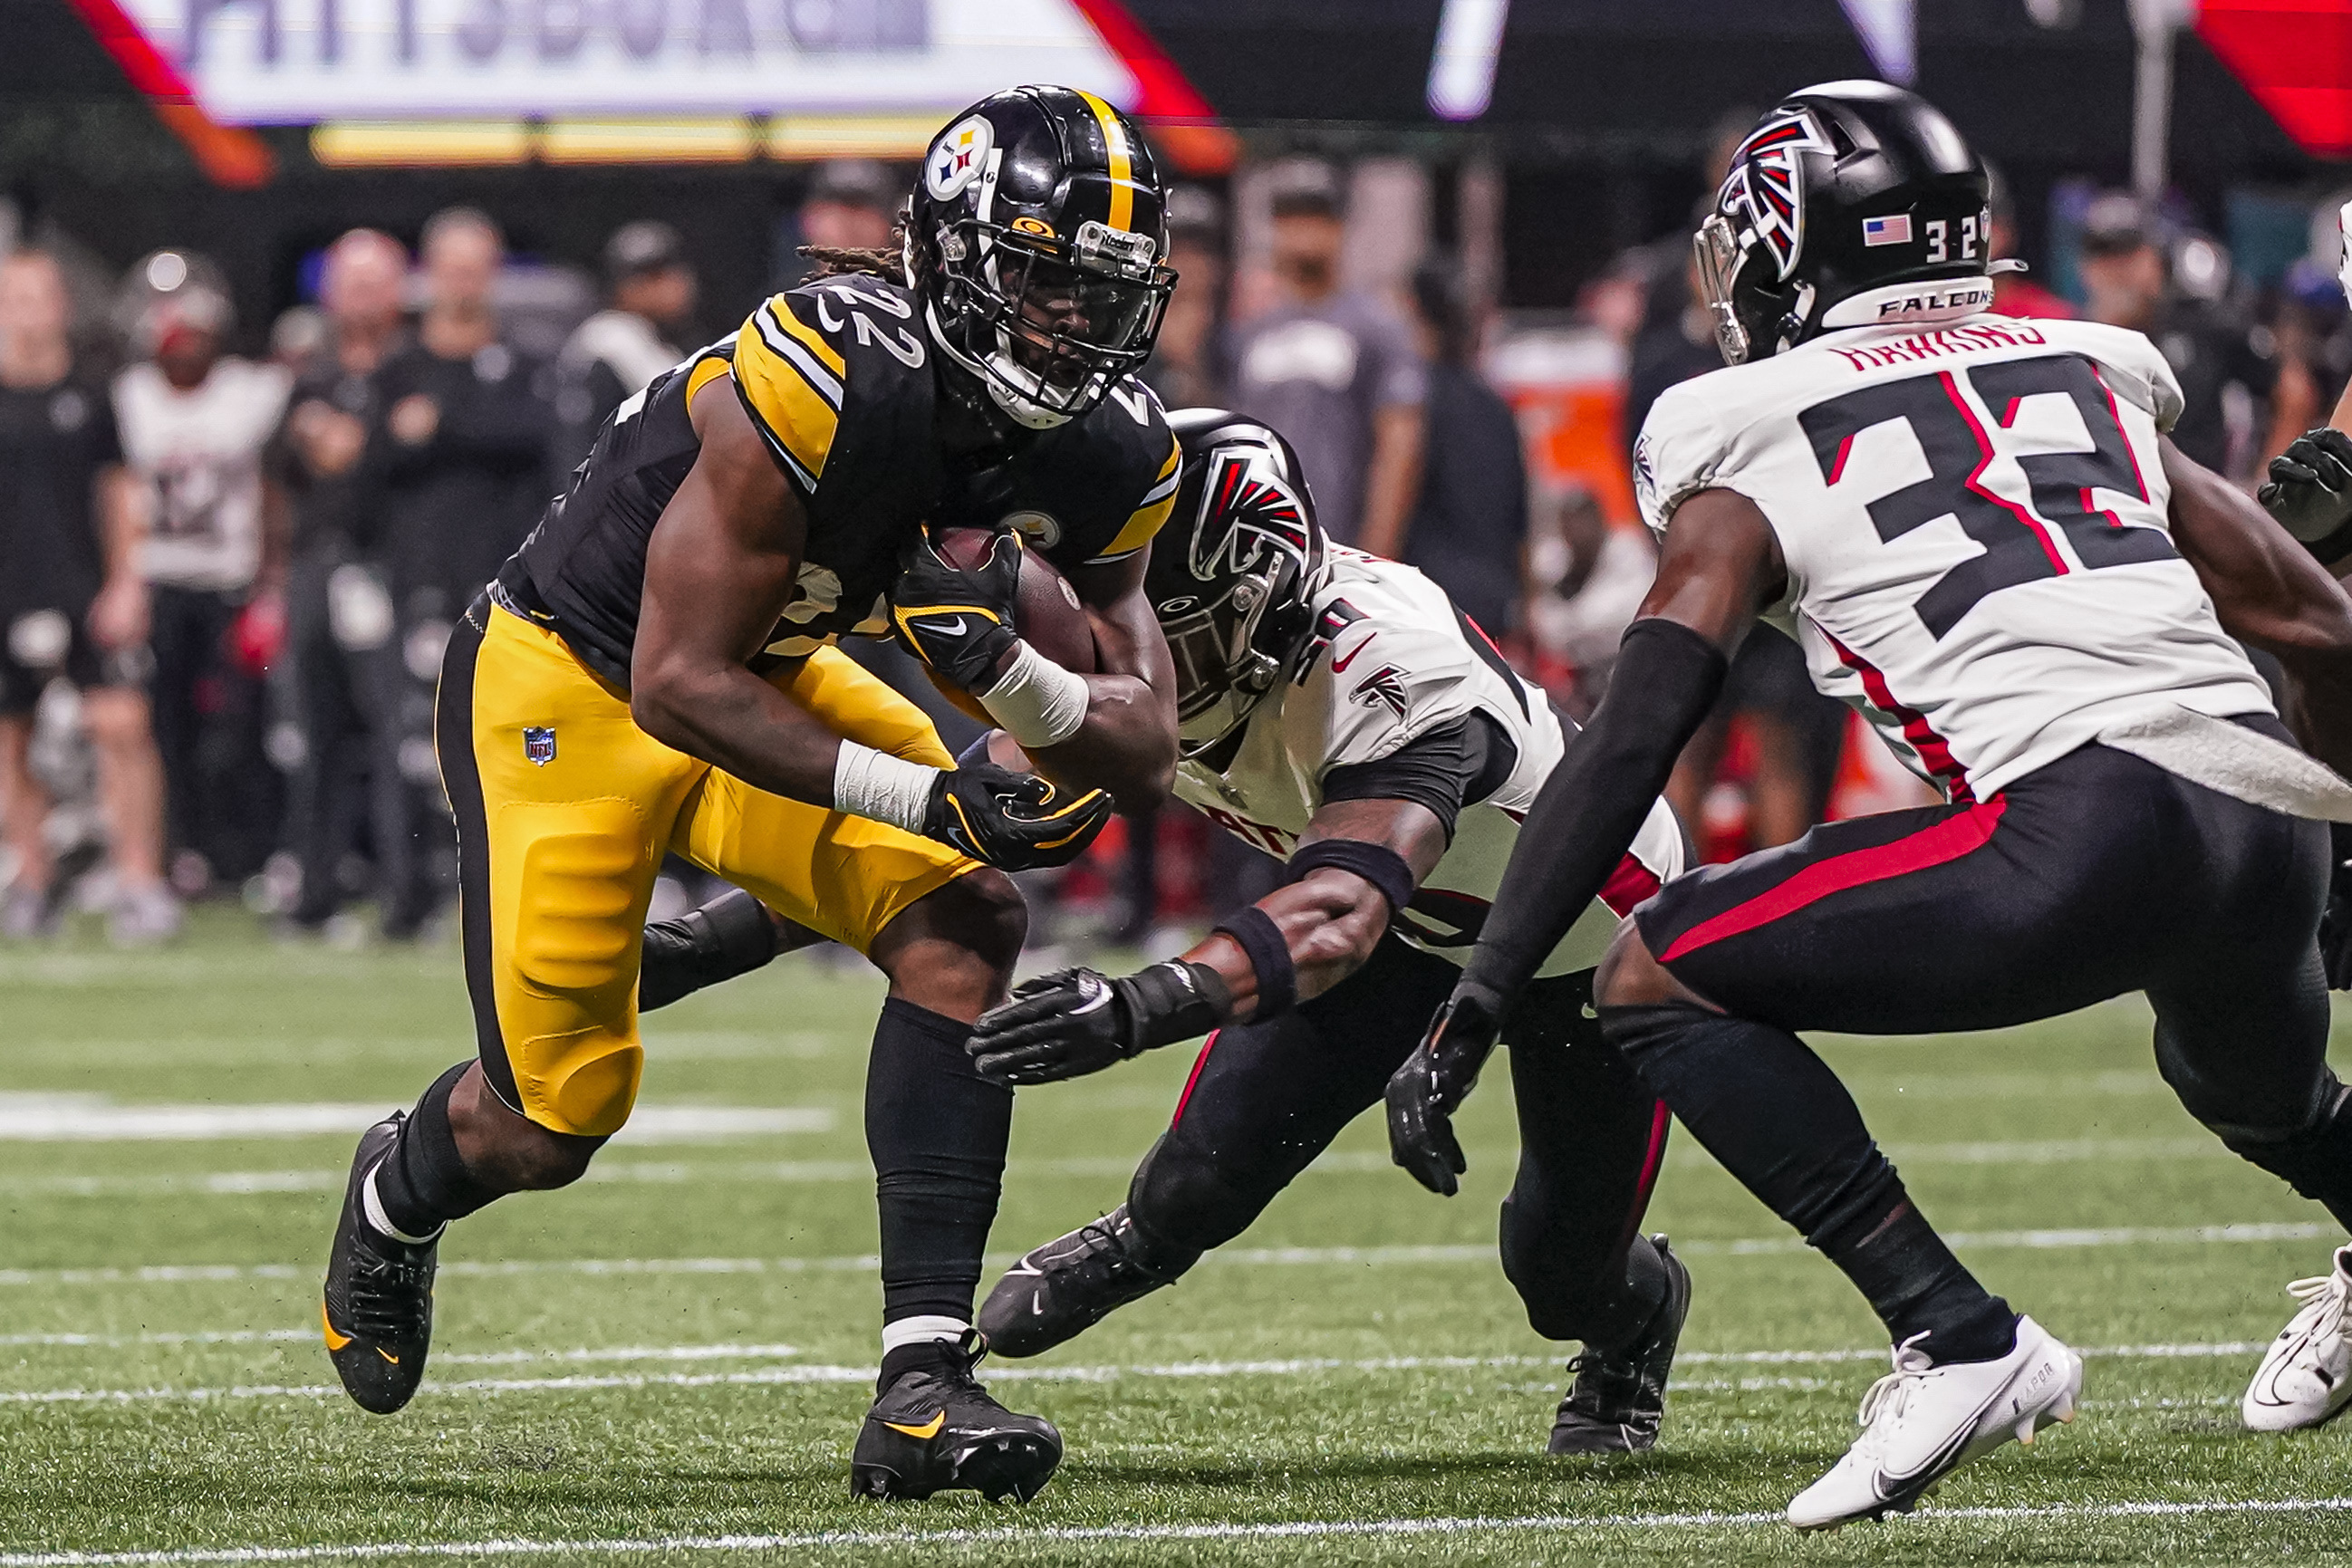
top-left (1798, 352), bottom-right (2176, 640)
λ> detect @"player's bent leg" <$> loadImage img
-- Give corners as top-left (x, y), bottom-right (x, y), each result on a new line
top-left (1499, 977), bottom-right (1689, 1455)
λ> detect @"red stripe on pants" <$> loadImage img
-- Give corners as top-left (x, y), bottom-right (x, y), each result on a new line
top-left (1600, 853), bottom-right (1663, 918)
top-left (1171, 1029), bottom-right (1219, 1127)
top-left (1616, 1098), bottom-right (1673, 1257)
top-left (1658, 797), bottom-right (2008, 964)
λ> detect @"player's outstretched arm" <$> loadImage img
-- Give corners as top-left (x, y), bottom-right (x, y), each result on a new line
top-left (965, 798), bottom-right (1447, 1086)
top-left (1387, 487), bottom-right (1781, 1197)
top-left (2166, 436), bottom-right (2352, 778)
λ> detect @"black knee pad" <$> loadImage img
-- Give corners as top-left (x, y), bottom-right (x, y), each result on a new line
top-left (2218, 1077), bottom-right (2352, 1233)
top-left (1127, 1129), bottom-right (1280, 1257)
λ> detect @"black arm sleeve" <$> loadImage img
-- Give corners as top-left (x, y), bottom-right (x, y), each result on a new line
top-left (1320, 710), bottom-right (1517, 839)
top-left (1459, 617), bottom-right (1728, 1005)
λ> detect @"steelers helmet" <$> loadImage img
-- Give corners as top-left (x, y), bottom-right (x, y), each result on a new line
top-left (1148, 409), bottom-right (1328, 759)
top-left (907, 85), bottom-right (1176, 428)
top-left (1695, 82), bottom-right (1991, 365)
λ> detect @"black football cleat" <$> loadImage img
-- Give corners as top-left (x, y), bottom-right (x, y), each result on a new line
top-left (1548, 1235), bottom-right (1692, 1455)
top-left (321, 1113), bottom-right (439, 1414)
top-left (977, 1203), bottom-right (1199, 1359)
top-left (850, 1330), bottom-right (1063, 1502)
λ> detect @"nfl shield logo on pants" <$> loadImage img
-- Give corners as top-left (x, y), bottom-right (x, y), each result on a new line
top-left (523, 726), bottom-right (557, 766)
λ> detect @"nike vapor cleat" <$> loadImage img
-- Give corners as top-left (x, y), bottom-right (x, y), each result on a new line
top-left (321, 1113), bottom-right (439, 1414)
top-left (2243, 1246), bottom-right (2352, 1432)
top-left (1550, 1235), bottom-right (1692, 1455)
top-left (850, 1330), bottom-right (1063, 1502)
top-left (1787, 1314), bottom-right (2080, 1530)
top-left (978, 1203), bottom-right (1200, 1359)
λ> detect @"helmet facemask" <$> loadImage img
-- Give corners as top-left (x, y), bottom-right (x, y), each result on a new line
top-left (930, 219), bottom-right (1174, 428)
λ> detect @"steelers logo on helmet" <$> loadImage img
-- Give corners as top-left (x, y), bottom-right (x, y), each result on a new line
top-left (925, 115), bottom-right (994, 202)
top-left (1721, 106), bottom-right (1836, 283)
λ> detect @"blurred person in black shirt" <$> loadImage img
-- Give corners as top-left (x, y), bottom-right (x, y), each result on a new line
top-left (273, 229), bottom-right (411, 933)
top-left (1142, 186), bottom-right (1227, 412)
top-left (2079, 193), bottom-right (2278, 480)
top-left (361, 207), bottom-right (554, 935)
top-left (551, 221), bottom-right (697, 475)
top-left (1396, 256), bottom-right (1527, 635)
top-left (0, 248), bottom-right (169, 940)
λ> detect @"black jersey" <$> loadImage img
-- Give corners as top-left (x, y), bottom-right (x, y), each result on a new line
top-left (506, 274), bottom-right (1181, 688)
top-left (0, 374), bottom-right (120, 618)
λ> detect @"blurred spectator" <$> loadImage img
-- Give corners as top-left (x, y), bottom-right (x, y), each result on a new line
top-left (1142, 185), bottom-right (1228, 412)
top-left (552, 220), bottom-right (698, 473)
top-left (1397, 255), bottom-right (1526, 634)
top-left (272, 228), bottom-right (411, 934)
top-left (2078, 193), bottom-right (2277, 480)
top-left (1987, 164), bottom-right (2074, 320)
top-left (2267, 257), bottom-right (2352, 463)
top-left (776, 160), bottom-right (900, 290)
top-left (112, 249), bottom-right (291, 908)
top-left (361, 207), bottom-right (554, 936)
top-left (1230, 162), bottom-right (1424, 553)
top-left (1624, 251), bottom-right (1720, 490)
top-left (0, 248), bottom-right (170, 941)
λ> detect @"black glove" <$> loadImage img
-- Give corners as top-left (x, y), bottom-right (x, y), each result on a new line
top-left (891, 529), bottom-right (1022, 691)
top-left (1386, 981), bottom-right (1505, 1197)
top-left (921, 762), bottom-right (1113, 871)
top-left (2260, 428), bottom-right (2352, 550)
top-left (2325, 823), bottom-right (2352, 992)
top-left (969, 960), bottom-right (1231, 1084)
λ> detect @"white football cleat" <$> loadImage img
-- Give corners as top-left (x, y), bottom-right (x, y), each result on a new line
top-left (2242, 1246), bottom-right (2352, 1433)
top-left (1787, 1314), bottom-right (2082, 1530)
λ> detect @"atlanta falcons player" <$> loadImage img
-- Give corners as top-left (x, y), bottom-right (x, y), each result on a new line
top-left (638, 409), bottom-right (1693, 1455)
top-left (1386, 82), bottom-right (2352, 1528)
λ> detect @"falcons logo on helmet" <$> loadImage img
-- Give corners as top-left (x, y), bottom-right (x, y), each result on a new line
top-left (1720, 107), bottom-right (1835, 282)
top-left (1188, 447), bottom-right (1312, 581)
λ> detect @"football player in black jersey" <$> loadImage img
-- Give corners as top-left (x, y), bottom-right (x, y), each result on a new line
top-left (320, 86), bottom-right (1186, 1505)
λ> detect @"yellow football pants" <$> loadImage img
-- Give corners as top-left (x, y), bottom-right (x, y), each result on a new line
top-left (439, 598), bottom-right (978, 1137)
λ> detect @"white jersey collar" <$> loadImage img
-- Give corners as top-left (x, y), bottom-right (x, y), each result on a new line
top-left (1817, 276), bottom-right (1998, 334)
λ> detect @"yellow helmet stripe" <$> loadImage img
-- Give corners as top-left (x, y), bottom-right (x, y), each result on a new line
top-left (1075, 90), bottom-right (1135, 234)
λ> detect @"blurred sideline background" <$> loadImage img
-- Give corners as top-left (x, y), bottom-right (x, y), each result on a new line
top-left (2, 0), bottom-right (2349, 957)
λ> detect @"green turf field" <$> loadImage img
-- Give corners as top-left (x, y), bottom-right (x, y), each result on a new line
top-left (5, 909), bottom-right (2352, 1566)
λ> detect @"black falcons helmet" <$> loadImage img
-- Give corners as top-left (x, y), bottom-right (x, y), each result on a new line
top-left (1148, 409), bottom-right (1329, 759)
top-left (1696, 81), bottom-right (1992, 364)
top-left (907, 85), bottom-right (1176, 428)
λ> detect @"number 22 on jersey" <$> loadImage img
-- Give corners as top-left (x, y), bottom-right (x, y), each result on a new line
top-left (1798, 353), bottom-right (2176, 640)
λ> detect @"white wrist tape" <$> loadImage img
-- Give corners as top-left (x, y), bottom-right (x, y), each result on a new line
top-left (832, 742), bottom-right (940, 835)
top-left (979, 639), bottom-right (1091, 750)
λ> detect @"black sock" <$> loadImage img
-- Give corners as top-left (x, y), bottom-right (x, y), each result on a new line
top-left (371, 1061), bottom-right (503, 1239)
top-left (638, 888), bottom-right (778, 1013)
top-left (1604, 1002), bottom-right (2015, 1364)
top-left (866, 998), bottom-right (1010, 1325)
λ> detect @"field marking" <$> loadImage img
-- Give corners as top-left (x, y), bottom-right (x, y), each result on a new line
top-left (0, 1339), bottom-right (2275, 1407)
top-left (0, 1095), bottom-right (830, 1143)
top-left (3, 1219), bottom-right (2335, 1290)
top-left (2, 1030), bottom-right (833, 1070)
top-left (7, 1496), bottom-right (2352, 1564)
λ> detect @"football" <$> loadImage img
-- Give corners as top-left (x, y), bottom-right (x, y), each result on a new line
top-left (930, 524), bottom-right (1098, 676)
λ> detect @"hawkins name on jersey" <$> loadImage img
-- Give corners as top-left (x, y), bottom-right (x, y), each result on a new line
top-left (506, 273), bottom-right (1181, 687)
top-left (1172, 548), bottom-right (1686, 979)
top-left (1634, 309), bottom-right (2276, 803)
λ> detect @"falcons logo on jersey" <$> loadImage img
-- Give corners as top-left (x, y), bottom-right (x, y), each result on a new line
top-left (1187, 447), bottom-right (1313, 581)
top-left (1720, 106), bottom-right (1834, 281)
top-left (1351, 664), bottom-right (1410, 719)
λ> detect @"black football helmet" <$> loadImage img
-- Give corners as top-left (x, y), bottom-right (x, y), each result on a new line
top-left (1148, 409), bottom-right (1328, 759)
top-left (1696, 82), bottom-right (1993, 365)
top-left (907, 85), bottom-right (1176, 428)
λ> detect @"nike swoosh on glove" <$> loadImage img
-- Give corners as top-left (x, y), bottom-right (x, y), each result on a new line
top-left (921, 762), bottom-right (1113, 872)
top-left (969, 961), bottom-right (1229, 1085)
top-left (892, 529), bottom-right (1023, 691)
top-left (1386, 982), bottom-right (1505, 1197)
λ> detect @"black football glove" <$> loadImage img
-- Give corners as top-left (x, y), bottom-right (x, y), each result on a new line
top-left (2260, 428), bottom-right (2352, 552)
top-left (969, 960), bottom-right (1231, 1085)
top-left (1386, 980), bottom-right (1506, 1197)
top-left (891, 529), bottom-right (1023, 692)
top-left (2325, 823), bottom-right (2352, 993)
top-left (921, 762), bottom-right (1113, 872)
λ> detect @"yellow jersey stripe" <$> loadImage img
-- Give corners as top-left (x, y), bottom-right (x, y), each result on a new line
top-left (763, 295), bottom-right (846, 379)
top-left (732, 307), bottom-right (840, 488)
top-left (1090, 426), bottom-right (1183, 561)
top-left (1076, 90), bottom-right (1135, 234)
top-left (684, 353), bottom-right (732, 405)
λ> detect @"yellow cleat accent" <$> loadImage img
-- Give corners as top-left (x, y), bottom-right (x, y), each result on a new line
top-left (882, 1410), bottom-right (948, 1439)
top-left (321, 1301), bottom-right (353, 1352)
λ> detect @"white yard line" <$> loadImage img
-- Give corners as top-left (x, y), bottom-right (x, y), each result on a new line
top-left (3, 1220), bottom-right (2332, 1290)
top-left (0, 1095), bottom-right (830, 1143)
top-left (6, 1496), bottom-right (2352, 1564)
top-left (0, 1339), bottom-right (2277, 1407)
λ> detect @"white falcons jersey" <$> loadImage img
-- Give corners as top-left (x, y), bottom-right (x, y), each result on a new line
top-left (1634, 311), bottom-right (2274, 802)
top-left (1172, 548), bottom-right (1686, 979)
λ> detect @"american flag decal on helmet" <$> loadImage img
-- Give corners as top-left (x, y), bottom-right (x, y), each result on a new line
top-left (1721, 107), bottom-right (1835, 282)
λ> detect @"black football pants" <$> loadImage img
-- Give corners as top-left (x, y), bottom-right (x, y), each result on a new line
top-left (1129, 934), bottom-right (1672, 1350)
